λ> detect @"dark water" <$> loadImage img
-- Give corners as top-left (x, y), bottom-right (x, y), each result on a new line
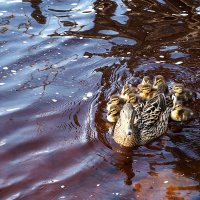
top-left (0, 0), bottom-right (200, 199)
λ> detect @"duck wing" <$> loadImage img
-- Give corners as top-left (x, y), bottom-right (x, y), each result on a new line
top-left (138, 93), bottom-right (169, 129)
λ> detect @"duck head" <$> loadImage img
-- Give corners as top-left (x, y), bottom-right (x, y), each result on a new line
top-left (141, 83), bottom-right (152, 94)
top-left (113, 103), bottom-right (139, 147)
top-left (172, 83), bottom-right (184, 94)
top-left (109, 94), bottom-right (120, 105)
top-left (127, 93), bottom-right (137, 104)
top-left (172, 100), bottom-right (183, 111)
top-left (108, 104), bottom-right (121, 116)
top-left (153, 75), bottom-right (165, 88)
top-left (142, 76), bottom-right (151, 85)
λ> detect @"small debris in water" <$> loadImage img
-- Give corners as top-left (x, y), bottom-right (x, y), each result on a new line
top-left (164, 181), bottom-right (168, 184)
top-left (175, 61), bottom-right (183, 65)
top-left (61, 185), bottom-right (65, 188)
top-left (86, 92), bottom-right (93, 97)
top-left (0, 83), bottom-right (5, 86)
top-left (52, 99), bottom-right (58, 102)
top-left (48, 179), bottom-right (59, 183)
top-left (147, 9), bottom-right (156, 12)
top-left (159, 55), bottom-right (164, 58)
top-left (3, 67), bottom-right (8, 70)
top-left (83, 97), bottom-right (87, 100)
top-left (96, 184), bottom-right (100, 187)
top-left (11, 70), bottom-right (17, 73)
top-left (180, 13), bottom-right (188, 16)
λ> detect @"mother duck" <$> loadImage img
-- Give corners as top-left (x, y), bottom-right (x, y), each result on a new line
top-left (113, 93), bottom-right (173, 147)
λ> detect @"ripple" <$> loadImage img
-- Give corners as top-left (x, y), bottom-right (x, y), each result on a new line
top-left (99, 29), bottom-right (119, 35)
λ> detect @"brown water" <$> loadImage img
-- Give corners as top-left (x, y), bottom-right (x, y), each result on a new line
top-left (0, 0), bottom-right (200, 199)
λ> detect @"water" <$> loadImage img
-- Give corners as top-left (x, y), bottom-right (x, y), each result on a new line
top-left (0, 0), bottom-right (200, 199)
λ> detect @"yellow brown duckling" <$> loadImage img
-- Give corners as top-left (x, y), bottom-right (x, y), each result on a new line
top-left (170, 101), bottom-right (194, 121)
top-left (107, 94), bottom-right (124, 110)
top-left (107, 104), bottom-right (121, 122)
top-left (171, 83), bottom-right (194, 103)
top-left (127, 93), bottom-right (141, 108)
top-left (138, 83), bottom-right (156, 101)
top-left (137, 76), bottom-right (152, 91)
top-left (153, 75), bottom-right (168, 94)
top-left (120, 84), bottom-right (137, 101)
top-left (129, 86), bottom-right (138, 94)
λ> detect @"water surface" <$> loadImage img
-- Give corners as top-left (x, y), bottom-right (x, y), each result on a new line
top-left (0, 0), bottom-right (200, 199)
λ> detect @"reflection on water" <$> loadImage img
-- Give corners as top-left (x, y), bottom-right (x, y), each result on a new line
top-left (0, 0), bottom-right (200, 199)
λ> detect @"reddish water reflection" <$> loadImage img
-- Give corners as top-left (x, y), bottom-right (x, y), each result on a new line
top-left (0, 0), bottom-right (200, 199)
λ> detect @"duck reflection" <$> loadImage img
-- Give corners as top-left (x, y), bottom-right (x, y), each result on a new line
top-left (23, 0), bottom-right (46, 24)
top-left (113, 152), bottom-right (135, 185)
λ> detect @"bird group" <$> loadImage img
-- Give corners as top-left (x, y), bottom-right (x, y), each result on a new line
top-left (106, 75), bottom-right (194, 123)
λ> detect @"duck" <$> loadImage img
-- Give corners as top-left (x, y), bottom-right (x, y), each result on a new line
top-left (170, 101), bottom-right (194, 121)
top-left (127, 93), bottom-right (141, 108)
top-left (121, 84), bottom-right (137, 101)
top-left (153, 75), bottom-right (168, 94)
top-left (137, 76), bottom-right (152, 91)
top-left (113, 93), bottom-right (173, 147)
top-left (107, 94), bottom-right (124, 110)
top-left (138, 83), bottom-right (156, 101)
top-left (171, 83), bottom-right (194, 103)
top-left (107, 104), bottom-right (121, 123)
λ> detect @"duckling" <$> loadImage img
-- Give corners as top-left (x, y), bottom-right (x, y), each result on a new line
top-left (107, 94), bottom-right (124, 110)
top-left (121, 84), bottom-right (137, 101)
top-left (129, 86), bottom-right (138, 94)
top-left (127, 93), bottom-right (141, 108)
top-left (138, 83), bottom-right (155, 101)
top-left (171, 83), bottom-right (194, 102)
top-left (153, 75), bottom-right (168, 94)
top-left (170, 101), bottom-right (194, 121)
top-left (137, 76), bottom-right (152, 91)
top-left (107, 104), bottom-right (121, 122)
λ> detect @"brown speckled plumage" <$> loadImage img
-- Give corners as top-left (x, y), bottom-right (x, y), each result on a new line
top-left (113, 93), bottom-right (173, 147)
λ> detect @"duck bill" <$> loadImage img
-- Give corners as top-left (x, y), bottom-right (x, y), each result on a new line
top-left (126, 124), bottom-right (133, 136)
